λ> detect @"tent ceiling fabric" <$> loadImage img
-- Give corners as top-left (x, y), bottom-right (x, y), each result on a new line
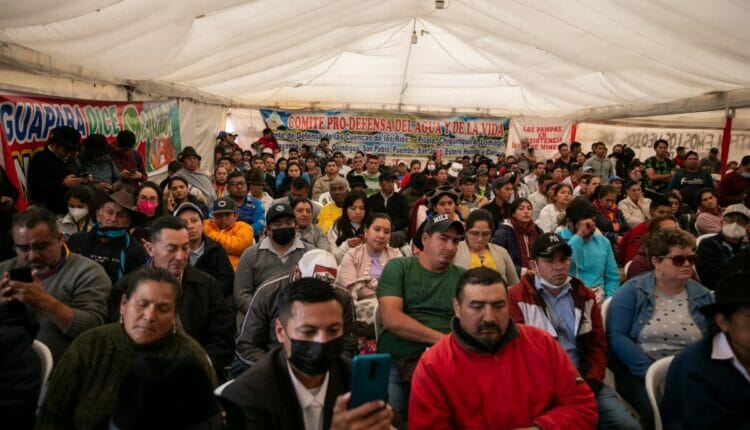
top-left (1, 0), bottom-right (750, 116)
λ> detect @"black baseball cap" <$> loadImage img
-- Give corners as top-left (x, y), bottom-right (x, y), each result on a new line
top-left (212, 196), bottom-right (237, 214)
top-left (531, 233), bottom-right (572, 259)
top-left (424, 214), bottom-right (465, 236)
top-left (266, 202), bottom-right (294, 224)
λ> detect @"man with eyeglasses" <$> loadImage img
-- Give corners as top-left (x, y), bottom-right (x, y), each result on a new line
top-left (0, 207), bottom-right (110, 362)
top-left (212, 171), bottom-right (265, 242)
top-left (376, 215), bottom-right (466, 418)
top-left (508, 234), bottom-right (641, 430)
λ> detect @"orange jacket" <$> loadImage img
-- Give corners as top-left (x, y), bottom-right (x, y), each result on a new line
top-left (203, 220), bottom-right (254, 269)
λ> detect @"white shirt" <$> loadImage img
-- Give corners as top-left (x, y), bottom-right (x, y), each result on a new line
top-left (287, 364), bottom-right (330, 430)
top-left (712, 332), bottom-right (750, 383)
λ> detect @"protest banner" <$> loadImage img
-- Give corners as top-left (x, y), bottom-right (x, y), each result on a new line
top-left (0, 94), bottom-right (181, 208)
top-left (259, 109), bottom-right (509, 161)
top-left (507, 117), bottom-right (573, 161)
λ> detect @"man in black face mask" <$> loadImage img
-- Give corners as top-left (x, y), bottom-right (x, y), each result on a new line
top-left (234, 203), bottom-right (313, 327)
top-left (222, 278), bottom-right (397, 430)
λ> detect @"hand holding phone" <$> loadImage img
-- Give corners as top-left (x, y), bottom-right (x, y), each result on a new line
top-left (349, 353), bottom-right (391, 409)
top-left (9, 267), bottom-right (33, 282)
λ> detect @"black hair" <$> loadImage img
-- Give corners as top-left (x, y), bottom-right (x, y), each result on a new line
top-left (49, 126), bottom-right (81, 148)
top-left (135, 181), bottom-right (165, 219)
top-left (168, 175), bottom-right (189, 189)
top-left (697, 187), bottom-right (717, 204)
top-left (117, 130), bottom-right (136, 148)
top-left (218, 156), bottom-right (234, 165)
top-left (227, 171), bottom-right (244, 182)
top-left (685, 151), bottom-right (698, 158)
top-left (456, 267), bottom-right (507, 302)
top-left (288, 147), bottom-right (299, 153)
top-left (13, 206), bottom-right (59, 236)
top-left (557, 143), bottom-right (568, 151)
top-left (741, 155), bottom-right (750, 166)
top-left (149, 216), bottom-right (187, 243)
top-left (410, 159), bottom-right (421, 168)
top-left (366, 154), bottom-right (378, 162)
top-left (290, 177), bottom-right (310, 191)
top-left (653, 139), bottom-right (669, 150)
top-left (597, 185), bottom-right (619, 200)
top-left (465, 208), bottom-right (494, 232)
top-left (123, 267), bottom-right (182, 305)
top-left (290, 197), bottom-right (313, 211)
top-left (277, 278), bottom-right (342, 322)
top-left (650, 197), bottom-right (671, 210)
top-left (623, 180), bottom-right (640, 191)
top-left (365, 213), bottom-right (392, 230)
top-left (509, 197), bottom-right (533, 217)
top-left (333, 191), bottom-right (369, 246)
top-left (262, 128), bottom-right (272, 135)
top-left (167, 160), bottom-right (182, 174)
top-left (66, 185), bottom-right (94, 205)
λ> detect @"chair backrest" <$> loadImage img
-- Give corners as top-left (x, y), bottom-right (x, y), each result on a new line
top-left (696, 233), bottom-right (716, 247)
top-left (623, 260), bottom-right (632, 278)
top-left (31, 339), bottom-right (54, 407)
top-left (214, 378), bottom-right (235, 396)
top-left (600, 297), bottom-right (612, 331)
top-left (646, 356), bottom-right (674, 430)
top-left (373, 301), bottom-right (382, 343)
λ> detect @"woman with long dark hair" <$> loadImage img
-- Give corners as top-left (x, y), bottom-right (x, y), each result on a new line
top-left (492, 198), bottom-right (543, 277)
top-left (130, 181), bottom-right (166, 242)
top-left (328, 191), bottom-right (369, 262)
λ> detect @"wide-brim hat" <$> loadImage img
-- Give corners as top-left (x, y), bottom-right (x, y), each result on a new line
top-left (107, 189), bottom-right (136, 212)
top-left (426, 185), bottom-right (461, 208)
top-left (178, 146), bottom-right (202, 161)
top-left (700, 273), bottom-right (749, 316)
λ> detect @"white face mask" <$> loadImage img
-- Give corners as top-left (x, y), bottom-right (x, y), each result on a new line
top-left (69, 207), bottom-right (89, 221)
top-left (538, 275), bottom-right (572, 291)
top-left (722, 222), bottom-right (747, 240)
top-left (427, 164), bottom-right (436, 172)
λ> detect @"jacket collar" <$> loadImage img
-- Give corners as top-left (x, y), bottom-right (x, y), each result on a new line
top-left (451, 316), bottom-right (519, 354)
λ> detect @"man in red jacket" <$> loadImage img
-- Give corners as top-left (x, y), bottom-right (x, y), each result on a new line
top-left (508, 233), bottom-right (640, 430)
top-left (409, 266), bottom-right (598, 430)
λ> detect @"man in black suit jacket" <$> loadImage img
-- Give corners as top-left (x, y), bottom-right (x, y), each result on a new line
top-left (221, 278), bottom-right (396, 430)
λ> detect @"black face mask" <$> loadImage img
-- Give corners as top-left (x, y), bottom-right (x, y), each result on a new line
top-left (271, 227), bottom-right (296, 245)
top-left (288, 336), bottom-right (344, 375)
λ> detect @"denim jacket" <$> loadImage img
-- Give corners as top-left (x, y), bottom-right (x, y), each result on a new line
top-left (606, 271), bottom-right (713, 377)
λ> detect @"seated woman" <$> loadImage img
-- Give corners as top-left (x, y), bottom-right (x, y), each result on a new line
top-left (130, 181), bottom-right (166, 243)
top-left (36, 268), bottom-right (216, 430)
top-left (695, 187), bottom-right (723, 235)
top-left (624, 215), bottom-right (678, 280)
top-left (278, 161), bottom-right (305, 197)
top-left (593, 184), bottom-right (631, 252)
top-left (57, 185), bottom-right (94, 240)
top-left (618, 180), bottom-right (651, 227)
top-left (67, 189), bottom-right (149, 284)
top-left (536, 183), bottom-right (573, 233)
top-left (454, 209), bottom-right (519, 286)
top-left (667, 191), bottom-right (697, 236)
top-left (328, 191), bottom-right (369, 262)
top-left (492, 198), bottom-right (543, 277)
top-left (292, 197), bottom-right (330, 251)
top-left (661, 272), bottom-right (750, 429)
top-left (336, 213), bottom-right (402, 352)
top-left (607, 228), bottom-right (713, 430)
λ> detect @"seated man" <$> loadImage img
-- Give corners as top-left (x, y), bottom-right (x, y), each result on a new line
top-left (232, 249), bottom-right (356, 377)
top-left (661, 272), bottom-right (750, 429)
top-left (112, 216), bottom-right (234, 378)
top-left (697, 205), bottom-right (750, 289)
top-left (368, 169), bottom-right (410, 247)
top-left (409, 267), bottom-right (598, 429)
top-left (377, 215), bottom-right (466, 417)
top-left (174, 202), bottom-right (234, 297)
top-left (219, 171), bottom-right (265, 242)
top-left (271, 177), bottom-right (322, 224)
top-left (0, 207), bottom-right (110, 362)
top-left (221, 278), bottom-right (398, 429)
top-left (508, 234), bottom-right (640, 430)
top-left (67, 190), bottom-right (148, 284)
top-left (204, 195), bottom-right (255, 269)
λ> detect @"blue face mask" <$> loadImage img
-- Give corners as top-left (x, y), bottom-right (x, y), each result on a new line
top-left (741, 171), bottom-right (750, 179)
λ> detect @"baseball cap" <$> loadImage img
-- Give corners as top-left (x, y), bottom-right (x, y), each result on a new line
top-left (458, 174), bottom-right (476, 185)
top-left (531, 233), bottom-right (572, 259)
top-left (266, 202), bottom-right (294, 224)
top-left (723, 204), bottom-right (750, 219)
top-left (448, 162), bottom-right (463, 178)
top-left (173, 202), bottom-right (204, 219)
top-left (608, 175), bottom-right (624, 183)
top-left (424, 214), bottom-right (465, 236)
top-left (492, 174), bottom-right (513, 189)
top-left (378, 168), bottom-right (398, 182)
top-left (212, 196), bottom-right (237, 214)
top-left (581, 165), bottom-right (594, 173)
top-left (297, 249), bottom-right (338, 284)
top-left (475, 167), bottom-right (489, 176)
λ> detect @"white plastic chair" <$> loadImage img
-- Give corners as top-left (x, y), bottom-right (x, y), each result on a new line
top-left (646, 356), bottom-right (674, 430)
top-left (623, 260), bottom-right (632, 277)
top-left (695, 233), bottom-right (716, 247)
top-left (600, 297), bottom-right (612, 331)
top-left (214, 378), bottom-right (235, 396)
top-left (373, 301), bottom-right (382, 343)
top-left (32, 339), bottom-right (53, 407)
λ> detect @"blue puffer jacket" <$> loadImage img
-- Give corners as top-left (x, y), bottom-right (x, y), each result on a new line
top-left (491, 221), bottom-right (543, 276)
top-left (606, 271), bottom-right (713, 377)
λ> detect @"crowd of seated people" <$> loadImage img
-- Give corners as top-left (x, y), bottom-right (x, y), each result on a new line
top-left (1, 127), bottom-right (749, 429)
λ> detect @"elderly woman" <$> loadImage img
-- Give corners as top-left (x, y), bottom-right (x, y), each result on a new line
top-left (607, 228), bottom-right (713, 430)
top-left (492, 198), bottom-right (543, 277)
top-left (454, 209), bottom-right (519, 286)
top-left (336, 213), bottom-right (402, 352)
top-left (37, 268), bottom-right (216, 430)
top-left (618, 180), bottom-right (651, 227)
top-left (695, 187), bottom-right (723, 235)
top-left (292, 197), bottom-right (330, 251)
top-left (536, 183), bottom-right (573, 233)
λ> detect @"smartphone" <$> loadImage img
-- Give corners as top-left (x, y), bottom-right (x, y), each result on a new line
top-left (349, 353), bottom-right (391, 409)
top-left (8, 267), bottom-right (33, 282)
top-left (78, 172), bottom-right (91, 178)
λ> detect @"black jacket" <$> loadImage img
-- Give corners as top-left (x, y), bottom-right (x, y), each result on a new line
top-left (112, 265), bottom-right (235, 378)
top-left (368, 191), bottom-right (410, 232)
top-left (195, 235), bottom-right (235, 297)
top-left (27, 146), bottom-right (80, 214)
top-left (67, 226), bottom-right (149, 284)
top-left (481, 199), bottom-right (510, 230)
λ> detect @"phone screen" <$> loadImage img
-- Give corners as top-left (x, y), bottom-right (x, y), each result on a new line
top-left (9, 267), bottom-right (33, 282)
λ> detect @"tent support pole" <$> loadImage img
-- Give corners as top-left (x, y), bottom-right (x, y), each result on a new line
top-left (720, 109), bottom-right (734, 179)
top-left (570, 123), bottom-right (577, 142)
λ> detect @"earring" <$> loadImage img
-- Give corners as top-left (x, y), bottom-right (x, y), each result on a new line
top-left (119, 314), bottom-right (123, 324)
top-left (172, 324), bottom-right (177, 334)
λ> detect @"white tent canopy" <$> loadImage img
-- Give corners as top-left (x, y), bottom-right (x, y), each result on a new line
top-left (2, 0), bottom-right (750, 118)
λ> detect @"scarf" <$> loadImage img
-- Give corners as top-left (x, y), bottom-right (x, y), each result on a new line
top-left (95, 225), bottom-right (131, 281)
top-left (510, 218), bottom-right (538, 268)
top-left (593, 199), bottom-right (620, 232)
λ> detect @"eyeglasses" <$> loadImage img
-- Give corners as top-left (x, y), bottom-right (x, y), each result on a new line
top-left (228, 181), bottom-right (246, 187)
top-left (14, 241), bottom-right (55, 253)
top-left (661, 254), bottom-right (698, 266)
